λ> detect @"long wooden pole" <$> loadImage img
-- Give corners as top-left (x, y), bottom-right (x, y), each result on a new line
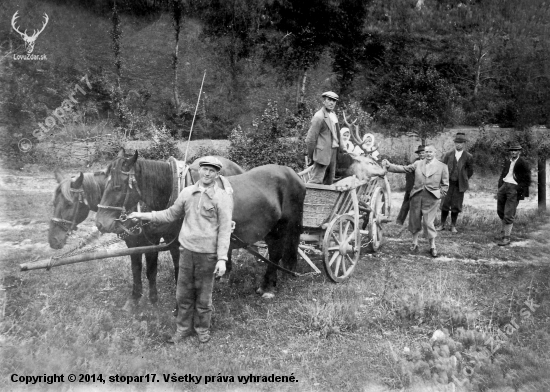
top-left (183, 70), bottom-right (207, 163)
top-left (20, 244), bottom-right (171, 272)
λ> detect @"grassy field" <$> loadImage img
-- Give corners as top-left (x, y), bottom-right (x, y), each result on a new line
top-left (1, 166), bottom-right (549, 392)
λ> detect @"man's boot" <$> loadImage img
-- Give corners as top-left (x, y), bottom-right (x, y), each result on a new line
top-left (494, 220), bottom-right (505, 241)
top-left (498, 224), bottom-right (513, 246)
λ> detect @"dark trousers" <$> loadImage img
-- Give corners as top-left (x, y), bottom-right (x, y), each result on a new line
top-left (396, 191), bottom-right (411, 225)
top-left (497, 183), bottom-right (519, 224)
top-left (175, 248), bottom-right (218, 337)
top-left (441, 181), bottom-right (465, 213)
top-left (309, 148), bottom-right (338, 185)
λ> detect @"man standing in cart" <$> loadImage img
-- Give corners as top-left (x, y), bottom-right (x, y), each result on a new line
top-left (305, 91), bottom-right (343, 185)
top-left (382, 145), bottom-right (449, 257)
top-left (127, 156), bottom-right (233, 344)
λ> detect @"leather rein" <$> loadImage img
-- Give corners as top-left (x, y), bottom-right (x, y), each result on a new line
top-left (97, 168), bottom-right (143, 236)
top-left (50, 188), bottom-right (86, 235)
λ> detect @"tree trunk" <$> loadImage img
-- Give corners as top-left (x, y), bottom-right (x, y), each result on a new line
top-left (538, 158), bottom-right (546, 211)
top-left (296, 69), bottom-right (308, 111)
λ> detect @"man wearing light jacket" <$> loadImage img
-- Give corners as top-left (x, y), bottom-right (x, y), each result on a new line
top-left (128, 156), bottom-right (233, 344)
top-left (382, 145), bottom-right (449, 257)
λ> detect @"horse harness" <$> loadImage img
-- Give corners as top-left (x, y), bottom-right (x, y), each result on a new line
top-left (50, 187), bottom-right (86, 235)
top-left (97, 167), bottom-right (144, 236)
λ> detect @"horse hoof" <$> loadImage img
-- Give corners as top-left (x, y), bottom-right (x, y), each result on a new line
top-left (122, 299), bottom-right (137, 313)
top-left (261, 292), bottom-right (275, 299)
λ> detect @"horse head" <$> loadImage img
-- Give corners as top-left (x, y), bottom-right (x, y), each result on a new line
top-left (96, 149), bottom-right (142, 234)
top-left (342, 112), bottom-right (387, 180)
top-left (49, 171), bottom-right (91, 249)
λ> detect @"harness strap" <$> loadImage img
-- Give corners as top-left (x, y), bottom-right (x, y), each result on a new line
top-left (230, 234), bottom-right (301, 277)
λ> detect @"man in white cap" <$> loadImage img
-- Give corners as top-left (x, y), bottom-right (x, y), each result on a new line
top-left (127, 156), bottom-right (233, 343)
top-left (305, 91), bottom-right (343, 185)
top-left (495, 143), bottom-right (531, 246)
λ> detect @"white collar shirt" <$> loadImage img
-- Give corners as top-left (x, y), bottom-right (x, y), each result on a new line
top-left (503, 157), bottom-right (518, 185)
top-left (455, 150), bottom-right (464, 162)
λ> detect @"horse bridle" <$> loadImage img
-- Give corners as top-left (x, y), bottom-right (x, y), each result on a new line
top-left (97, 167), bottom-right (142, 235)
top-left (50, 188), bottom-right (86, 235)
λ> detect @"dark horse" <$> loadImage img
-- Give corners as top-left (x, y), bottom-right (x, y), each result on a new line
top-left (49, 154), bottom-right (244, 311)
top-left (49, 170), bottom-right (180, 312)
top-left (95, 150), bottom-right (306, 298)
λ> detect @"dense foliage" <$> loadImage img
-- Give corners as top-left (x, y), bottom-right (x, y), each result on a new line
top-left (1, 0), bottom-right (549, 164)
top-left (228, 100), bottom-right (310, 171)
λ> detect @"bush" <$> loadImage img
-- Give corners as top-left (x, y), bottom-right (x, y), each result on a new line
top-left (227, 101), bottom-right (310, 171)
top-left (186, 145), bottom-right (228, 164)
top-left (140, 124), bottom-right (182, 160)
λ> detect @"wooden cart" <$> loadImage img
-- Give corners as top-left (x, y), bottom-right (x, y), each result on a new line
top-left (295, 167), bottom-right (392, 282)
top-left (21, 169), bottom-right (391, 280)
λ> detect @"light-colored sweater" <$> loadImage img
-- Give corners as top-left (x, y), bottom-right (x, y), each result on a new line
top-left (151, 182), bottom-right (233, 261)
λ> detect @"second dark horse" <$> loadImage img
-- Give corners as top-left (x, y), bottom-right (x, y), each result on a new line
top-left (96, 150), bottom-right (306, 298)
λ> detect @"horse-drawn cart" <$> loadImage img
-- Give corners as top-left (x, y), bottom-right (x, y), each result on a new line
top-left (295, 167), bottom-right (392, 282)
top-left (21, 164), bottom-right (392, 286)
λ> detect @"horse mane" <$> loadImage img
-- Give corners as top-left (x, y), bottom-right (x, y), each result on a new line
top-left (134, 159), bottom-right (172, 210)
top-left (56, 172), bottom-right (105, 210)
top-left (83, 172), bottom-right (106, 209)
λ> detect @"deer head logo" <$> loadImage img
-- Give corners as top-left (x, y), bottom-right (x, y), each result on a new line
top-left (11, 11), bottom-right (49, 54)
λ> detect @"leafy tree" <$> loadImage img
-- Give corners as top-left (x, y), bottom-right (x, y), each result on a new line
top-left (262, 0), bottom-right (334, 108)
top-left (330, 0), bottom-right (369, 97)
top-left (373, 65), bottom-right (458, 143)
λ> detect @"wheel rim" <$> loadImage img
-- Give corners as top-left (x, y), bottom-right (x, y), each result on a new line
top-left (323, 215), bottom-right (359, 283)
top-left (367, 187), bottom-right (387, 252)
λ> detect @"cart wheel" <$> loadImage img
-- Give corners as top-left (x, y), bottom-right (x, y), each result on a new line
top-left (366, 186), bottom-right (390, 252)
top-left (323, 215), bottom-right (360, 283)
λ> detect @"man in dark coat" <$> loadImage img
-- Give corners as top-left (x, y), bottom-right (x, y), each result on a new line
top-left (495, 143), bottom-right (531, 246)
top-left (396, 145), bottom-right (425, 225)
top-left (305, 91), bottom-right (343, 185)
top-left (436, 132), bottom-right (474, 233)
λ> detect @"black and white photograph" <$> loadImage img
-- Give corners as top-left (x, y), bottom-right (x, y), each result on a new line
top-left (1, 0), bottom-right (549, 391)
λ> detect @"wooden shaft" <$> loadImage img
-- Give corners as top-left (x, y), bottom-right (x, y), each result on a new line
top-left (20, 244), bottom-right (172, 271)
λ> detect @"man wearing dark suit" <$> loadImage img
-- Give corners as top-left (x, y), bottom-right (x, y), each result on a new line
top-left (396, 145), bottom-right (425, 225)
top-left (436, 132), bottom-right (474, 233)
top-left (305, 91), bottom-right (342, 185)
top-left (495, 143), bottom-right (531, 246)
top-left (382, 145), bottom-right (449, 257)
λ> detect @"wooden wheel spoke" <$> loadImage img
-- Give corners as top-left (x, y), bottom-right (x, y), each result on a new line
top-left (333, 255), bottom-right (342, 277)
top-left (341, 256), bottom-right (347, 275)
top-left (328, 246), bottom-right (339, 251)
top-left (328, 251), bottom-right (339, 267)
top-left (330, 231), bottom-right (341, 246)
top-left (345, 231), bottom-right (356, 245)
top-left (346, 254), bottom-right (355, 266)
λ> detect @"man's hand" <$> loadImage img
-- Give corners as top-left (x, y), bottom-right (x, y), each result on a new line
top-left (214, 260), bottom-right (226, 277)
top-left (381, 159), bottom-right (390, 168)
top-left (127, 212), bottom-right (143, 220)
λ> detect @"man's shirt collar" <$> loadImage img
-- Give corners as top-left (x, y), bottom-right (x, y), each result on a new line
top-left (192, 182), bottom-right (218, 198)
